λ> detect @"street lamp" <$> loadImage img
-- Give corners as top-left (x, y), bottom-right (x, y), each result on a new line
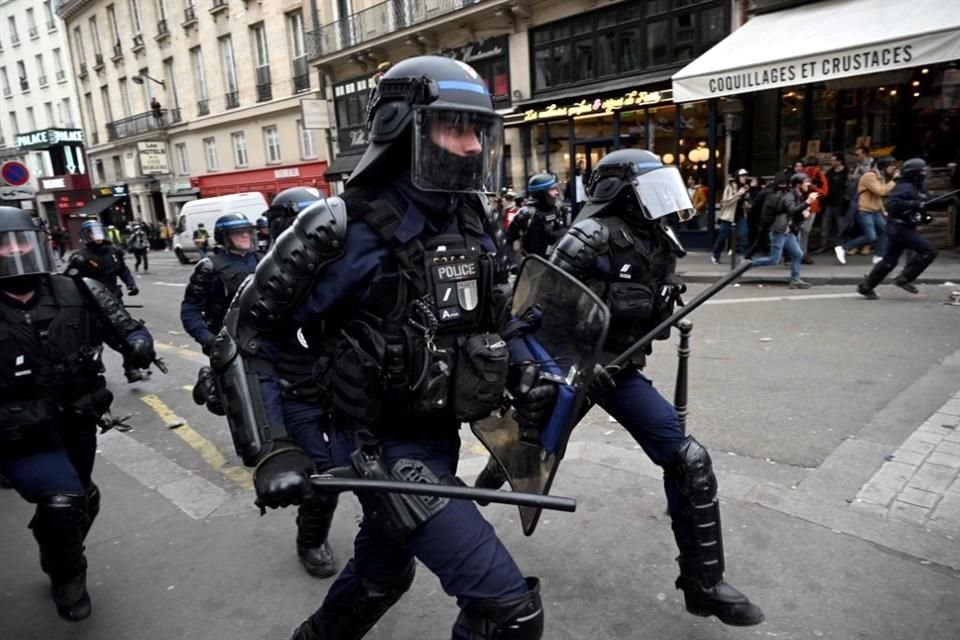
top-left (131, 73), bottom-right (165, 88)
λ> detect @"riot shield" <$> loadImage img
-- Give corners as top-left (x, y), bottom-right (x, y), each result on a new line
top-left (471, 256), bottom-right (609, 535)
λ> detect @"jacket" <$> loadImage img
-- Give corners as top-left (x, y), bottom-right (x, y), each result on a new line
top-left (772, 189), bottom-right (810, 234)
top-left (857, 170), bottom-right (895, 214)
top-left (718, 182), bottom-right (747, 222)
top-left (803, 166), bottom-right (829, 214)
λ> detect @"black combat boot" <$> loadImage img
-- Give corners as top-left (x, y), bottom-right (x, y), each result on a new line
top-left (31, 493), bottom-right (93, 621)
top-left (675, 555), bottom-right (764, 626)
top-left (857, 282), bottom-right (879, 300)
top-left (296, 494), bottom-right (338, 578)
top-left (893, 277), bottom-right (919, 294)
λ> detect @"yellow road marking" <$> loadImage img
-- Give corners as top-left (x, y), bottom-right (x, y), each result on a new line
top-left (155, 341), bottom-right (208, 365)
top-left (140, 394), bottom-right (252, 491)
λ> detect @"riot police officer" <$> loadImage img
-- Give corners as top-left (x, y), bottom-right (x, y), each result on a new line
top-left (186, 210), bottom-right (341, 579)
top-left (546, 150), bottom-right (763, 626)
top-left (66, 220), bottom-right (146, 382)
top-left (265, 186), bottom-right (325, 241)
top-left (0, 207), bottom-right (156, 621)
top-left (505, 173), bottom-right (569, 258)
top-left (211, 56), bottom-right (547, 639)
top-left (255, 216), bottom-right (271, 252)
top-left (857, 158), bottom-right (946, 299)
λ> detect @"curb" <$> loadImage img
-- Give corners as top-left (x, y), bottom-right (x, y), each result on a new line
top-left (679, 272), bottom-right (956, 286)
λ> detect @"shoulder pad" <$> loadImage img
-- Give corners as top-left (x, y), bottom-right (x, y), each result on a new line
top-left (83, 277), bottom-right (142, 334)
top-left (550, 218), bottom-right (609, 276)
top-left (65, 252), bottom-right (90, 277)
top-left (237, 197), bottom-right (348, 333)
top-left (184, 257), bottom-right (216, 305)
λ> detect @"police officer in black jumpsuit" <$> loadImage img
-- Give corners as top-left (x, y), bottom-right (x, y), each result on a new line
top-left (857, 158), bottom-right (948, 299)
top-left (0, 207), bottom-right (156, 621)
top-left (66, 219), bottom-right (146, 382)
top-left (550, 150), bottom-right (764, 627)
top-left (184, 209), bottom-right (340, 578)
top-left (505, 172), bottom-right (569, 258)
top-left (209, 56), bottom-right (549, 639)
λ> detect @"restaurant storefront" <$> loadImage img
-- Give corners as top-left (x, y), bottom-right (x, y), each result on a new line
top-left (672, 0), bottom-right (960, 246)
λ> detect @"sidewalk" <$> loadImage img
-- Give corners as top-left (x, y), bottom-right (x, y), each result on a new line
top-left (679, 246), bottom-right (960, 286)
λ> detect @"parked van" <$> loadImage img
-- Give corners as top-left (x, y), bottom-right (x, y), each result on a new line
top-left (173, 192), bottom-right (268, 263)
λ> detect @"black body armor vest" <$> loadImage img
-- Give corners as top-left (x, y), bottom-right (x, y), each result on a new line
top-left (74, 246), bottom-right (126, 295)
top-left (207, 252), bottom-right (259, 334)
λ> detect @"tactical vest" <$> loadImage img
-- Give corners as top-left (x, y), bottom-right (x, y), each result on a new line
top-left (593, 216), bottom-right (680, 358)
top-left (328, 196), bottom-right (508, 434)
top-left (206, 252), bottom-right (259, 334)
top-left (76, 246), bottom-right (125, 295)
top-left (0, 276), bottom-right (108, 453)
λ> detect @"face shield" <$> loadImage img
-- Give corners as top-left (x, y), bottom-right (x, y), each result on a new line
top-left (224, 228), bottom-right (255, 252)
top-left (0, 229), bottom-right (55, 280)
top-left (412, 107), bottom-right (504, 193)
top-left (81, 222), bottom-right (107, 243)
top-left (632, 166), bottom-right (697, 222)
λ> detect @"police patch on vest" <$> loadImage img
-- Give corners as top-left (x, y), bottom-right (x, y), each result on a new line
top-left (430, 255), bottom-right (481, 324)
top-left (456, 280), bottom-right (479, 311)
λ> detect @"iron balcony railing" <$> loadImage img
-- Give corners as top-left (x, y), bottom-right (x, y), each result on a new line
top-left (256, 66), bottom-right (271, 102)
top-left (106, 109), bottom-right (177, 141)
top-left (113, 41), bottom-right (123, 58)
top-left (309, 0), bottom-right (480, 57)
top-left (183, 6), bottom-right (197, 25)
top-left (157, 19), bottom-right (169, 36)
top-left (197, 99), bottom-right (209, 116)
top-left (56, 70), bottom-right (66, 81)
top-left (225, 91), bottom-right (239, 109)
top-left (38, 75), bottom-right (48, 86)
top-left (292, 56), bottom-right (309, 93)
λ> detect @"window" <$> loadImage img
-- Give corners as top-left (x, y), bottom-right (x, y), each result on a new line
top-left (112, 155), bottom-right (123, 179)
top-left (16, 61), bottom-right (27, 91)
top-left (107, 5), bottom-right (120, 50)
top-left (163, 59), bottom-right (180, 110)
top-left (44, 102), bottom-right (54, 127)
top-left (130, 0), bottom-right (143, 33)
top-left (203, 136), bottom-right (218, 171)
top-left (53, 48), bottom-right (64, 79)
top-left (89, 17), bottom-right (103, 58)
top-left (26, 106), bottom-right (35, 130)
top-left (191, 46), bottom-right (208, 101)
top-left (35, 54), bottom-right (47, 86)
top-left (175, 142), bottom-right (189, 175)
top-left (44, 1), bottom-right (57, 31)
top-left (73, 27), bottom-right (86, 67)
top-left (231, 131), bottom-right (248, 167)
top-left (61, 97), bottom-right (74, 127)
top-left (263, 126), bottom-right (280, 164)
top-left (530, 1), bottom-right (728, 92)
top-left (26, 8), bottom-right (37, 38)
top-left (219, 36), bottom-right (239, 108)
top-left (288, 11), bottom-right (309, 92)
top-left (251, 22), bottom-right (271, 100)
top-left (298, 120), bottom-right (316, 159)
top-left (137, 67), bottom-right (150, 108)
top-left (94, 159), bottom-right (106, 183)
top-left (119, 78), bottom-right (133, 116)
top-left (9, 111), bottom-right (19, 135)
top-left (100, 86), bottom-right (114, 124)
top-left (84, 92), bottom-right (97, 136)
top-left (0, 68), bottom-right (9, 96)
top-left (8, 17), bottom-right (19, 45)
top-left (156, 0), bottom-right (168, 21)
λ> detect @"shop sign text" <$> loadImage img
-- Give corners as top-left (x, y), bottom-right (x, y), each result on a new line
top-left (15, 128), bottom-right (84, 151)
top-left (523, 89), bottom-right (672, 122)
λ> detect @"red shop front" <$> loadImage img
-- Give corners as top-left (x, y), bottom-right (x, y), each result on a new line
top-left (190, 161), bottom-right (330, 201)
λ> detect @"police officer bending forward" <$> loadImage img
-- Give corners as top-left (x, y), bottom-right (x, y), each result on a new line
top-left (210, 56), bottom-right (550, 639)
top-left (0, 207), bottom-right (156, 621)
top-left (186, 206), bottom-right (341, 578)
top-left (549, 150), bottom-right (764, 626)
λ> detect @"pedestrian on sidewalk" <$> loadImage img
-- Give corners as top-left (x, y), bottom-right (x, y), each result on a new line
top-left (799, 156), bottom-right (829, 263)
top-left (834, 156), bottom-right (897, 265)
top-left (746, 171), bottom-right (816, 289)
top-left (857, 158), bottom-right (953, 299)
top-left (710, 169), bottom-right (751, 264)
top-left (128, 224), bottom-right (149, 273)
top-left (818, 153), bottom-right (849, 253)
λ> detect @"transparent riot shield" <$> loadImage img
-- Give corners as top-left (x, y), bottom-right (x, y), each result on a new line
top-left (471, 256), bottom-right (609, 535)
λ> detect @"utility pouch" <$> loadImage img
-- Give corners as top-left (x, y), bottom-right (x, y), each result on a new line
top-left (331, 321), bottom-right (387, 426)
top-left (607, 282), bottom-right (656, 321)
top-left (408, 344), bottom-right (453, 415)
top-left (453, 332), bottom-right (509, 421)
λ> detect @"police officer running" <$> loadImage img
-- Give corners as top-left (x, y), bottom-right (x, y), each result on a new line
top-left (211, 56), bottom-right (548, 639)
top-left (66, 219), bottom-right (146, 382)
top-left (505, 173), bottom-right (569, 258)
top-left (186, 207), bottom-right (341, 579)
top-left (0, 207), bottom-right (156, 621)
top-left (857, 158), bottom-right (947, 300)
top-left (545, 149), bottom-right (764, 627)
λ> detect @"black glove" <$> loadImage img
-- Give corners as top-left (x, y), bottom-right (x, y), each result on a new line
top-left (253, 448), bottom-right (316, 512)
top-left (512, 382), bottom-right (556, 432)
top-left (127, 286), bottom-right (140, 296)
top-left (192, 366), bottom-right (225, 416)
top-left (201, 335), bottom-right (217, 356)
top-left (588, 364), bottom-right (618, 401)
top-left (127, 340), bottom-right (155, 369)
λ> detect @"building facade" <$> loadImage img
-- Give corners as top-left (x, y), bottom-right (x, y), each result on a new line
top-left (57, 0), bottom-right (334, 230)
top-left (0, 0), bottom-right (85, 220)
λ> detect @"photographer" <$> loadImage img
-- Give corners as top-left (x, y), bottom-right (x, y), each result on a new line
top-left (710, 169), bottom-right (751, 264)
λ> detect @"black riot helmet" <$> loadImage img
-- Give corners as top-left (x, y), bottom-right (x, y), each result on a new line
top-left (0, 207), bottom-right (56, 289)
top-left (577, 149), bottom-right (695, 223)
top-left (348, 55), bottom-right (503, 193)
top-left (80, 219), bottom-right (107, 245)
top-left (900, 157), bottom-right (927, 185)
top-left (527, 173), bottom-right (559, 207)
top-left (214, 213), bottom-right (255, 251)
top-left (265, 186), bottom-right (323, 238)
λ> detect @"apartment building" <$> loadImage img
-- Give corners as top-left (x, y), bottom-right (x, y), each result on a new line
top-left (0, 0), bottom-right (85, 221)
top-left (57, 0), bottom-right (332, 227)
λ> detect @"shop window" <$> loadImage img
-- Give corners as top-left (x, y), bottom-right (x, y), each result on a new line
top-left (619, 27), bottom-right (641, 73)
top-left (596, 31), bottom-right (617, 78)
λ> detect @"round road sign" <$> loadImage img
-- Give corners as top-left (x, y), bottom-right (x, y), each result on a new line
top-left (1, 161), bottom-right (30, 187)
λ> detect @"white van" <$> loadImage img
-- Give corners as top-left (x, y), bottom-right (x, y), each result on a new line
top-left (173, 192), bottom-right (269, 264)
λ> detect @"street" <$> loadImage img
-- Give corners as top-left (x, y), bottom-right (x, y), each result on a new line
top-left (2, 249), bottom-right (960, 639)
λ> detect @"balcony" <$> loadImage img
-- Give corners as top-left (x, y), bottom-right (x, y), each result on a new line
top-left (106, 109), bottom-right (175, 141)
top-left (94, 53), bottom-right (104, 70)
top-left (292, 56), bottom-right (310, 93)
top-left (11, 35), bottom-right (20, 47)
top-left (56, 70), bottom-right (66, 82)
top-left (28, 27), bottom-right (39, 39)
top-left (210, 0), bottom-right (228, 14)
top-left (112, 41), bottom-right (123, 60)
top-left (225, 91), bottom-right (239, 109)
top-left (19, 78), bottom-right (29, 91)
top-left (169, 107), bottom-right (183, 124)
top-left (91, 131), bottom-right (99, 145)
top-left (3, 87), bottom-right (11, 98)
top-left (197, 99), bottom-right (209, 116)
top-left (156, 19), bottom-right (169, 40)
top-left (132, 33), bottom-right (145, 52)
top-left (47, 20), bottom-right (57, 32)
top-left (78, 62), bottom-right (88, 78)
top-left (38, 75), bottom-right (48, 87)
top-left (255, 66), bottom-right (271, 102)
top-left (183, 6), bottom-right (198, 27)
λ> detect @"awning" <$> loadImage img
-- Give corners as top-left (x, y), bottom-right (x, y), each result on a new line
top-left (323, 153), bottom-right (363, 182)
top-left (69, 196), bottom-right (122, 216)
top-left (671, 0), bottom-right (960, 103)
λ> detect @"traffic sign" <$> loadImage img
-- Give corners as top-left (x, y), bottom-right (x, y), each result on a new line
top-left (1, 161), bottom-right (30, 186)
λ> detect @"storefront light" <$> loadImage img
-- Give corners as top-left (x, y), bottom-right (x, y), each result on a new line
top-left (912, 80), bottom-right (920, 87)
top-left (921, 68), bottom-right (929, 74)
top-left (913, 92), bottom-right (920, 97)
top-left (890, 89), bottom-right (898, 96)
top-left (662, 153), bottom-right (675, 165)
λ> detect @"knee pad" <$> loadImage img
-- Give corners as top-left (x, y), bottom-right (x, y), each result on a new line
top-left (314, 560), bottom-right (416, 639)
top-left (31, 492), bottom-right (87, 534)
top-left (670, 436), bottom-right (717, 501)
top-left (456, 577), bottom-right (544, 640)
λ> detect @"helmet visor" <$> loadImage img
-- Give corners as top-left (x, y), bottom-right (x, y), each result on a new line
top-left (412, 108), bottom-right (503, 193)
top-left (0, 229), bottom-right (55, 279)
top-left (631, 167), bottom-right (696, 221)
top-left (82, 222), bottom-right (107, 243)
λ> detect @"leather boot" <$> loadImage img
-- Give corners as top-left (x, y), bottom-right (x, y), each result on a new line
top-left (51, 565), bottom-right (92, 621)
top-left (296, 495), bottom-right (338, 578)
top-left (675, 555), bottom-right (764, 626)
top-left (31, 494), bottom-right (93, 621)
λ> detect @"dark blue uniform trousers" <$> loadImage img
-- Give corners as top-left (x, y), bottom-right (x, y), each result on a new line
top-left (283, 398), bottom-right (336, 472)
top-left (883, 222), bottom-right (936, 276)
top-left (317, 430), bottom-right (528, 638)
top-left (595, 369), bottom-right (695, 549)
top-left (0, 420), bottom-right (98, 502)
